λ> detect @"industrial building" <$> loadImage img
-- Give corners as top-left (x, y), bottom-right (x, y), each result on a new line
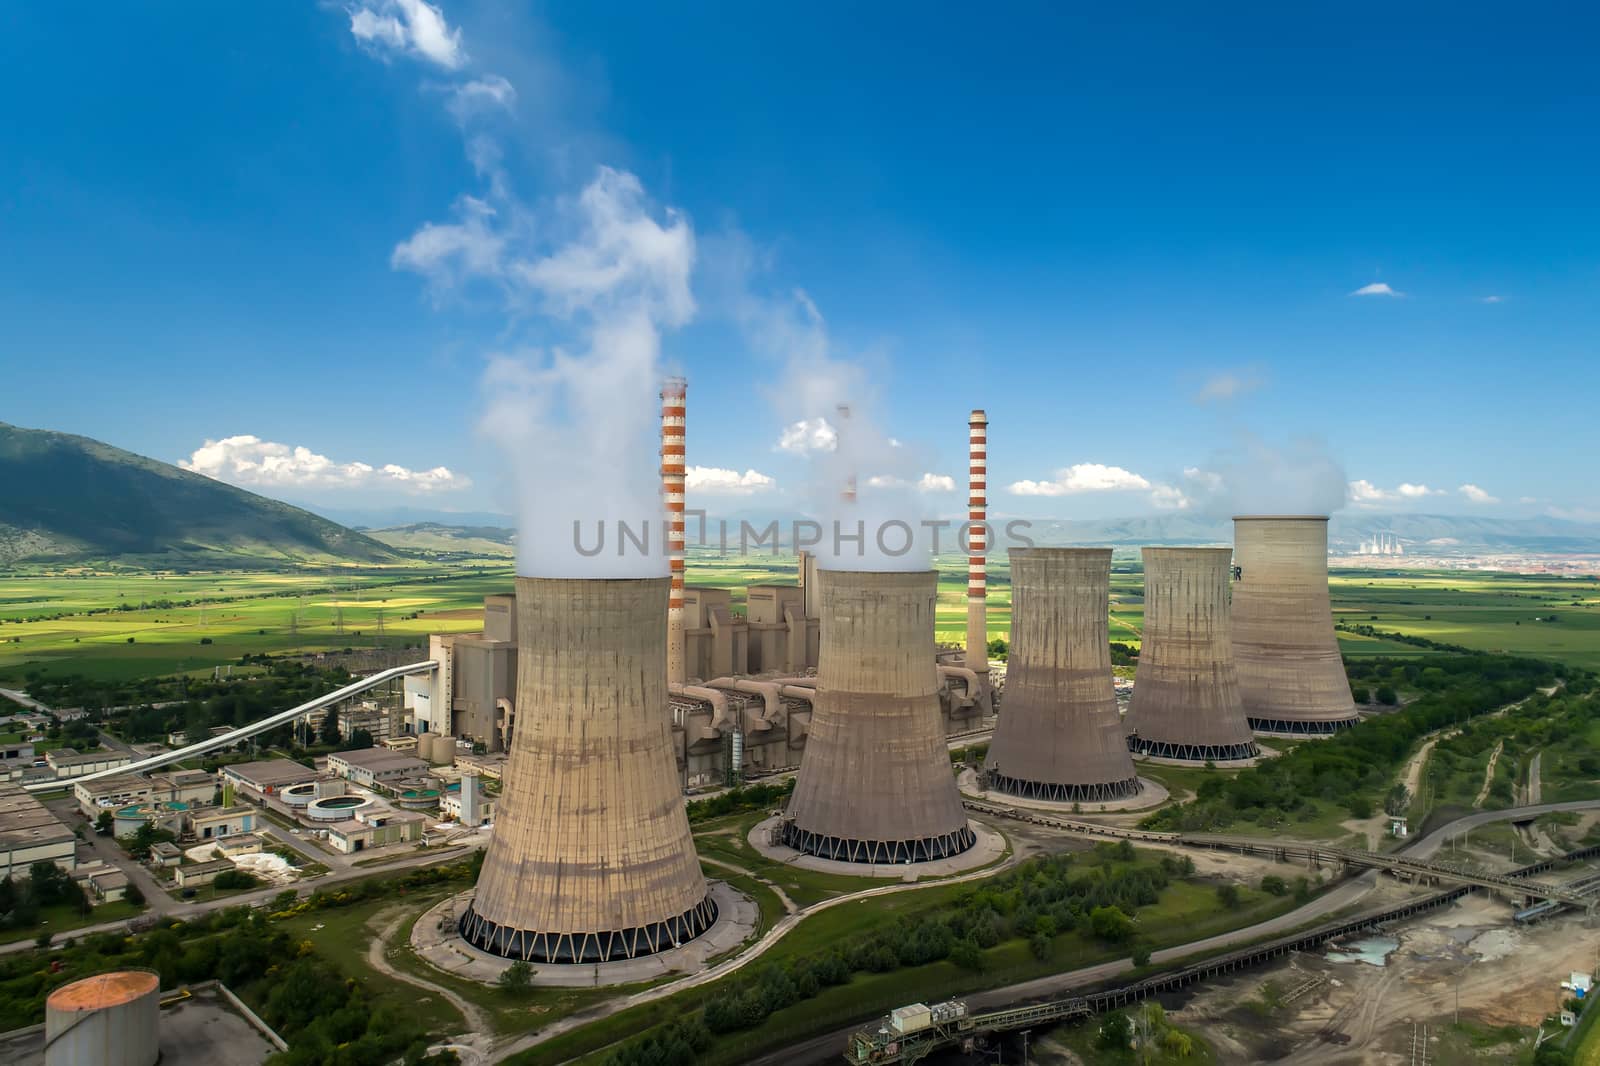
top-left (782, 569), bottom-right (975, 864)
top-left (220, 759), bottom-right (319, 801)
top-left (1231, 515), bottom-right (1361, 734)
top-left (984, 548), bottom-right (1140, 802)
top-left (1125, 547), bottom-right (1259, 762)
top-left (462, 576), bottom-right (716, 964)
top-left (0, 783), bottom-right (76, 876)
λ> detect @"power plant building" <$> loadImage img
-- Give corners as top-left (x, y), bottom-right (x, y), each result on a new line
top-left (984, 548), bottom-right (1140, 801)
top-left (1231, 515), bottom-right (1360, 734)
top-left (1125, 547), bottom-right (1259, 762)
top-left (782, 569), bottom-right (975, 863)
top-left (461, 576), bottom-right (716, 963)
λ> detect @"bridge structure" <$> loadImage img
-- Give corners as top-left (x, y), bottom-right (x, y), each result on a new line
top-left (844, 841), bottom-right (1600, 1065)
top-left (24, 660), bottom-right (438, 793)
top-left (962, 800), bottom-right (1600, 907)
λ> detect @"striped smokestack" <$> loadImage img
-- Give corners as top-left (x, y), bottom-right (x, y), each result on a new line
top-left (661, 377), bottom-right (687, 684)
top-left (966, 410), bottom-right (988, 676)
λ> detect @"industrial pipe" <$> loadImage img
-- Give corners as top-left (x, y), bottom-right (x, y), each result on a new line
top-left (669, 682), bottom-right (735, 732)
top-left (707, 677), bottom-right (783, 731)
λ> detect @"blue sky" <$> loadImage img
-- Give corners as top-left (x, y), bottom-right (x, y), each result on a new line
top-left (2, 3), bottom-right (1596, 524)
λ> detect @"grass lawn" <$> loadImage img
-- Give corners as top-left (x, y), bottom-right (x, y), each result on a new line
top-left (1, 899), bottom-right (145, 945)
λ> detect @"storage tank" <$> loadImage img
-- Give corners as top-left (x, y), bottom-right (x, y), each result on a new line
top-left (1231, 516), bottom-right (1360, 734)
top-left (45, 970), bottom-right (160, 1066)
top-left (1124, 547), bottom-right (1258, 762)
top-left (783, 569), bottom-right (974, 863)
top-left (984, 548), bottom-right (1140, 801)
top-left (461, 576), bottom-right (715, 963)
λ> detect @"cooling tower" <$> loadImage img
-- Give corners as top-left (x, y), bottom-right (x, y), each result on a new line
top-left (1232, 515), bottom-right (1359, 734)
top-left (984, 549), bottom-right (1140, 801)
top-left (460, 576), bottom-right (715, 963)
top-left (783, 569), bottom-right (975, 863)
top-left (1125, 547), bottom-right (1259, 762)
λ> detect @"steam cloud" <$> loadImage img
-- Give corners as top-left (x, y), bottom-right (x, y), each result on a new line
top-left (1184, 432), bottom-right (1349, 518)
top-left (474, 169), bottom-right (694, 578)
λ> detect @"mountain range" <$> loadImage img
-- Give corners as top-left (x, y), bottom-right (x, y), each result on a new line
top-left (0, 422), bottom-right (397, 567)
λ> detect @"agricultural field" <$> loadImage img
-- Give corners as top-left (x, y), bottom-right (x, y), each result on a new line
top-left (0, 565), bottom-right (513, 682)
top-left (3, 555), bottom-right (1598, 686)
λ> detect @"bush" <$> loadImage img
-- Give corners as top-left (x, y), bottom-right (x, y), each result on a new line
top-left (1260, 875), bottom-right (1288, 897)
top-left (212, 869), bottom-right (259, 891)
top-left (1375, 685), bottom-right (1398, 705)
top-left (498, 960), bottom-right (532, 992)
top-left (1097, 1012), bottom-right (1132, 1050)
top-left (1216, 883), bottom-right (1241, 909)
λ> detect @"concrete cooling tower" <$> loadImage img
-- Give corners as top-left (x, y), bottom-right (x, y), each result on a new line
top-left (1125, 547), bottom-right (1259, 762)
top-left (460, 576), bottom-right (715, 963)
top-left (1231, 515), bottom-right (1360, 735)
top-left (783, 569), bottom-right (975, 863)
top-left (984, 548), bottom-right (1140, 801)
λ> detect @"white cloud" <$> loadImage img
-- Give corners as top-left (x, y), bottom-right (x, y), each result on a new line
top-left (1350, 282), bottom-right (1403, 297)
top-left (1348, 479), bottom-right (1395, 505)
top-left (1480, 295), bottom-right (1504, 304)
top-left (1459, 483), bottom-right (1499, 504)
top-left (864, 472), bottom-right (956, 493)
top-left (1009, 463), bottom-right (1152, 497)
top-left (180, 436), bottom-right (468, 494)
top-left (448, 75), bottom-right (516, 119)
top-left (1519, 496), bottom-right (1538, 505)
top-left (390, 195), bottom-right (506, 294)
top-left (1195, 369), bottom-right (1265, 403)
top-left (685, 466), bottom-right (775, 496)
top-left (1149, 484), bottom-right (1192, 510)
top-left (775, 417), bottom-right (837, 455)
top-left (348, 0), bottom-right (465, 69)
top-left (1397, 483), bottom-right (1444, 498)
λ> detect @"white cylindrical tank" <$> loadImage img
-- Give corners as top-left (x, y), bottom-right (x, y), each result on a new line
top-left (45, 970), bottom-right (160, 1066)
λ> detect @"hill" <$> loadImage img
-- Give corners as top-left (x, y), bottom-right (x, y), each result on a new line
top-left (0, 422), bottom-right (400, 567)
top-left (365, 522), bottom-right (515, 557)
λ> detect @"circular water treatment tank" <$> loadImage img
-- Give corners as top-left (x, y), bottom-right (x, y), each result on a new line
top-left (45, 970), bottom-right (160, 1066)
top-left (306, 795), bottom-right (372, 822)
top-left (282, 782), bottom-right (318, 808)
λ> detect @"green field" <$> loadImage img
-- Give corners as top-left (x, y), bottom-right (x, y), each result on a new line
top-left (3, 556), bottom-right (1598, 686)
top-left (0, 565), bottom-right (514, 681)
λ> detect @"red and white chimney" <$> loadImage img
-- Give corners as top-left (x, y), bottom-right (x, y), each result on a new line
top-left (661, 377), bottom-right (687, 684)
top-left (967, 409), bottom-right (988, 677)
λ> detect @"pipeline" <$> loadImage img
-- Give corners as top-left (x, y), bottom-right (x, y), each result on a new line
top-left (670, 683), bottom-right (735, 732)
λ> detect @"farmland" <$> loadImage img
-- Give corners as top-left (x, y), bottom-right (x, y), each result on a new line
top-left (2, 555), bottom-right (1597, 686)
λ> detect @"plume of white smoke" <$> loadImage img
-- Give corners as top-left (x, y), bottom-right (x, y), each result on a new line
top-left (1183, 432), bottom-right (1349, 518)
top-left (472, 168), bottom-right (693, 577)
top-left (712, 248), bottom-right (935, 572)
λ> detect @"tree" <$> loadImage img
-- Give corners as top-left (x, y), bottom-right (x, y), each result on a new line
top-left (1260, 875), bottom-right (1288, 897)
top-left (498, 960), bottom-right (533, 992)
top-left (1376, 685), bottom-right (1398, 706)
top-left (1131, 944), bottom-right (1152, 967)
top-left (1216, 883), bottom-right (1242, 909)
top-left (124, 881), bottom-right (146, 906)
top-left (318, 705), bottom-right (342, 746)
top-left (1028, 932), bottom-right (1052, 960)
top-left (95, 810), bottom-right (114, 835)
top-left (1089, 905), bottom-right (1134, 943)
top-left (344, 727), bottom-right (375, 751)
top-left (1096, 1012), bottom-right (1132, 1050)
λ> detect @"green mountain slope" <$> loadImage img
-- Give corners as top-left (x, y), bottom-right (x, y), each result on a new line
top-left (0, 422), bottom-right (400, 566)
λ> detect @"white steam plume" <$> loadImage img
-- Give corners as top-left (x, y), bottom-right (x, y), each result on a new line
top-left (1184, 432), bottom-right (1349, 518)
top-left (717, 255), bottom-right (936, 572)
top-left (471, 168), bottom-right (693, 577)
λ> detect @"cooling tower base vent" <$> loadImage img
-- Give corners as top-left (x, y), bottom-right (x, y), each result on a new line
top-left (986, 772), bottom-right (1141, 804)
top-left (781, 821), bottom-right (975, 865)
top-left (1129, 736), bottom-right (1259, 762)
top-left (458, 894), bottom-right (718, 964)
top-left (1248, 715), bottom-right (1357, 736)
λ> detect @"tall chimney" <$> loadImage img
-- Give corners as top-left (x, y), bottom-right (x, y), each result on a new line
top-left (661, 378), bottom-right (687, 685)
top-left (460, 577), bottom-right (715, 962)
top-left (1124, 547), bottom-right (1259, 762)
top-left (784, 569), bottom-right (975, 863)
top-left (1231, 516), bottom-right (1359, 734)
top-left (966, 410), bottom-right (988, 676)
top-left (984, 548), bottom-right (1140, 801)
